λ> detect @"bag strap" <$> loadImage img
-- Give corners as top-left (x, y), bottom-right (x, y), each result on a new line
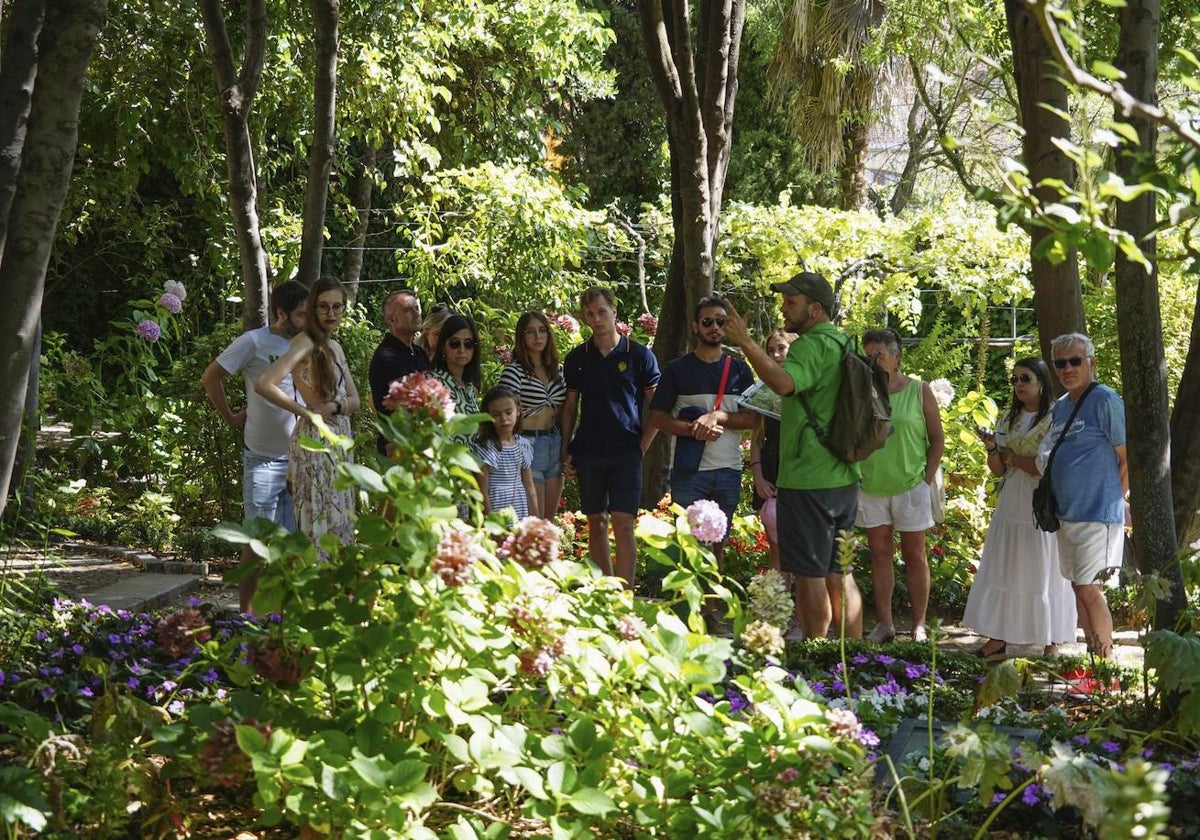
top-left (795, 331), bottom-right (851, 443)
top-left (1043, 382), bottom-right (1098, 477)
top-left (713, 355), bottom-right (733, 411)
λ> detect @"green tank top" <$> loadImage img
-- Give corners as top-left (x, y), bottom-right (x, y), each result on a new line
top-left (860, 378), bottom-right (927, 497)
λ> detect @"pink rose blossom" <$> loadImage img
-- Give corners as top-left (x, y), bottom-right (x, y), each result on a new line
top-left (136, 319), bottom-right (161, 342)
top-left (382, 371), bottom-right (456, 419)
top-left (637, 312), bottom-right (658, 336)
top-left (158, 292), bottom-right (182, 314)
top-left (615, 320), bottom-right (632, 336)
top-left (550, 312), bottom-right (580, 335)
top-left (686, 499), bottom-right (728, 543)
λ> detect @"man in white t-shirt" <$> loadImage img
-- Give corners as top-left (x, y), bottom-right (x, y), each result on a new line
top-left (202, 280), bottom-right (308, 610)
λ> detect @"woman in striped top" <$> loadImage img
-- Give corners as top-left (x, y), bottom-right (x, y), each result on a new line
top-left (499, 311), bottom-right (568, 519)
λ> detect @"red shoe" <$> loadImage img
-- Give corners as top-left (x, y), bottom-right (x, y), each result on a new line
top-left (1065, 675), bottom-right (1120, 697)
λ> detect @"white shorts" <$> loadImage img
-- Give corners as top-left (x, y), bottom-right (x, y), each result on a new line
top-left (1056, 521), bottom-right (1124, 585)
top-left (856, 481), bottom-right (934, 532)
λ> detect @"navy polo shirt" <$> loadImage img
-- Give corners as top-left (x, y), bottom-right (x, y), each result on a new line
top-left (564, 335), bottom-right (660, 456)
top-left (369, 333), bottom-right (430, 453)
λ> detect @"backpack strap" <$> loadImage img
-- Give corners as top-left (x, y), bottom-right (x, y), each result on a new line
top-left (794, 331), bottom-right (851, 446)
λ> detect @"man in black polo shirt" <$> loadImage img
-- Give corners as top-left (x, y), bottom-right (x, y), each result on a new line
top-left (368, 289), bottom-right (430, 454)
top-left (561, 286), bottom-right (660, 585)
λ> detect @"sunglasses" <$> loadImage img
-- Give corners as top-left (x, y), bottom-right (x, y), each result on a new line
top-left (1010, 374), bottom-right (1034, 384)
top-left (448, 338), bottom-right (477, 350)
top-left (1052, 356), bottom-right (1087, 369)
top-left (699, 317), bottom-right (726, 328)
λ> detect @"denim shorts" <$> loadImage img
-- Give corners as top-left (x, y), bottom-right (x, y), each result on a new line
top-left (669, 467), bottom-right (742, 539)
top-left (574, 452), bottom-right (643, 516)
top-left (243, 450), bottom-right (296, 531)
top-left (522, 428), bottom-right (563, 482)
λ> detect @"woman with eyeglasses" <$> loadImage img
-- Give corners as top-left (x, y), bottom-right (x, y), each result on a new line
top-left (857, 328), bottom-right (945, 644)
top-left (962, 357), bottom-right (1075, 660)
top-left (431, 313), bottom-right (482, 441)
top-left (499, 311), bottom-right (568, 519)
top-left (257, 276), bottom-right (360, 555)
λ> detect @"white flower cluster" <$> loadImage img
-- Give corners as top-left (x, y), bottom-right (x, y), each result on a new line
top-left (746, 569), bottom-right (794, 630)
top-left (928, 378), bottom-right (955, 409)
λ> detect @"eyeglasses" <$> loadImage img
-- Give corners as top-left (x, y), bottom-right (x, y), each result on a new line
top-left (448, 338), bottom-right (477, 350)
top-left (1053, 356), bottom-right (1087, 369)
top-left (316, 303), bottom-right (345, 314)
top-left (699, 317), bottom-right (726, 328)
top-left (524, 328), bottom-right (549, 337)
top-left (1010, 374), bottom-right (1034, 384)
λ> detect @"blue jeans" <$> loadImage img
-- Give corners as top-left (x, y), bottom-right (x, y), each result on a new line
top-left (243, 450), bottom-right (296, 531)
top-left (670, 467), bottom-right (742, 540)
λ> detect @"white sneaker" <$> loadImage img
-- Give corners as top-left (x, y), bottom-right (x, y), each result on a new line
top-left (911, 625), bottom-right (928, 643)
top-left (868, 623), bottom-right (896, 644)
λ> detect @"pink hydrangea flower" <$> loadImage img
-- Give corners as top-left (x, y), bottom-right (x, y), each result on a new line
top-left (158, 292), bottom-right (182, 314)
top-left (616, 613), bottom-right (642, 640)
top-left (550, 312), bottom-right (580, 335)
top-left (615, 320), bottom-right (632, 337)
top-left (163, 280), bottom-right (186, 301)
top-left (136, 319), bottom-right (162, 342)
top-left (686, 499), bottom-right (727, 543)
top-left (382, 371), bottom-right (456, 419)
top-left (433, 528), bottom-right (485, 586)
top-left (498, 516), bottom-right (561, 570)
top-left (637, 312), bottom-right (658, 336)
top-left (493, 346), bottom-right (513, 363)
top-left (518, 647), bottom-right (555, 676)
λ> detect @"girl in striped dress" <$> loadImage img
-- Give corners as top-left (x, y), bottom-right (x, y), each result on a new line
top-left (473, 387), bottom-right (538, 519)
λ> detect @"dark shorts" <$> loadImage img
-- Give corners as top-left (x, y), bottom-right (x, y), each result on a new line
top-left (670, 467), bottom-right (742, 541)
top-left (575, 452), bottom-right (643, 516)
top-left (777, 484), bottom-right (860, 577)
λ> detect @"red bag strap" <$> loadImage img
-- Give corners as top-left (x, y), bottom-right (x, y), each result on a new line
top-left (713, 355), bottom-right (733, 411)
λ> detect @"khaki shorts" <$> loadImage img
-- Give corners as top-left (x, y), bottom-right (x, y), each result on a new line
top-left (1056, 520), bottom-right (1123, 585)
top-left (856, 480), bottom-right (934, 532)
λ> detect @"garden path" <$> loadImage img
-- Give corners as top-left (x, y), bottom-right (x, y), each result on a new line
top-left (4, 538), bottom-right (1145, 674)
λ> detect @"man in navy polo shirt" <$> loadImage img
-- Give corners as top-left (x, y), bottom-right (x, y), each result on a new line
top-left (561, 286), bottom-right (660, 584)
top-left (649, 296), bottom-right (755, 565)
top-left (368, 289), bottom-right (430, 455)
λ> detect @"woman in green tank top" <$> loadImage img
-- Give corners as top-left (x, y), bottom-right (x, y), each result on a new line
top-left (856, 329), bottom-right (945, 644)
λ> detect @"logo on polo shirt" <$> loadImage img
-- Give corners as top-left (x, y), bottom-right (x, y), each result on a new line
top-left (618, 361), bottom-right (628, 372)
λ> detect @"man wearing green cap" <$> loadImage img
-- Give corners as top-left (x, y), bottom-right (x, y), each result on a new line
top-left (723, 271), bottom-right (863, 640)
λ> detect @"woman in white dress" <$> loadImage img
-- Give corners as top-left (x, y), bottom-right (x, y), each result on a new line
top-left (962, 357), bottom-right (1076, 659)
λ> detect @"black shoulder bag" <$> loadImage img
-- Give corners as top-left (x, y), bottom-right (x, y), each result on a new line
top-left (1032, 382), bottom-right (1097, 533)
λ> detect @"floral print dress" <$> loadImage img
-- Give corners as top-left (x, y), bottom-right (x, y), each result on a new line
top-left (289, 358), bottom-right (355, 558)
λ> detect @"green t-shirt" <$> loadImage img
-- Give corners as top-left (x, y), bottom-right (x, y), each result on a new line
top-left (777, 322), bottom-right (861, 490)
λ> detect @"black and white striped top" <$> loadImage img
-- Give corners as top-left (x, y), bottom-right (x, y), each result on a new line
top-left (498, 362), bottom-right (567, 419)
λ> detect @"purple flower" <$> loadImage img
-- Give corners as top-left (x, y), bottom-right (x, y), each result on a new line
top-left (1101, 741), bottom-right (1121, 754)
top-left (686, 499), bottom-right (728, 543)
top-left (71, 644), bottom-right (85, 655)
top-left (1022, 783), bottom-right (1043, 806)
top-left (136, 319), bottom-right (161, 342)
top-left (201, 669), bottom-right (219, 684)
top-left (992, 792), bottom-right (1007, 804)
top-left (40, 686), bottom-right (54, 700)
top-left (163, 279), bottom-right (186, 301)
top-left (875, 654), bottom-right (896, 666)
top-left (79, 686), bottom-right (94, 698)
top-left (852, 654), bottom-right (870, 665)
top-left (158, 292), bottom-right (182, 314)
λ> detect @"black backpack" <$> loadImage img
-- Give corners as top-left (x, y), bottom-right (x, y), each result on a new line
top-left (795, 332), bottom-right (892, 463)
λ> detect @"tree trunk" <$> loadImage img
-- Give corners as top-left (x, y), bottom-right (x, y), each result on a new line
top-left (638, 0), bottom-right (745, 506)
top-left (1171, 288), bottom-right (1200, 547)
top-left (0, 0), bottom-right (43, 255)
top-left (839, 115), bottom-right (869, 210)
top-left (1005, 0), bottom-right (1085, 378)
top-left (297, 0), bottom-right (338, 287)
top-left (340, 142), bottom-right (375, 304)
top-left (199, 0), bottom-right (271, 330)
top-left (0, 0), bottom-right (107, 522)
top-left (1112, 0), bottom-right (1183, 629)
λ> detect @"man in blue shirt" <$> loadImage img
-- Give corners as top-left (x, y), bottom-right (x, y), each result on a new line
top-left (1036, 332), bottom-right (1127, 693)
top-left (649, 297), bottom-right (756, 565)
top-left (562, 287), bottom-right (660, 584)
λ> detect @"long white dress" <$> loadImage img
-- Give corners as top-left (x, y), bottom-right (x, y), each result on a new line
top-left (962, 409), bottom-right (1077, 645)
